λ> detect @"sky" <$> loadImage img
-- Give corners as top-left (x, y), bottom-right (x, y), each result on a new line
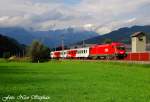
top-left (0, 0), bottom-right (150, 34)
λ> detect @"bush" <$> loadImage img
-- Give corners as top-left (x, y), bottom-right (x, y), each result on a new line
top-left (27, 40), bottom-right (50, 63)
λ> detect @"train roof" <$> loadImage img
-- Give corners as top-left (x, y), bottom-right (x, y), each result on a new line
top-left (51, 42), bottom-right (124, 52)
top-left (90, 42), bottom-right (124, 47)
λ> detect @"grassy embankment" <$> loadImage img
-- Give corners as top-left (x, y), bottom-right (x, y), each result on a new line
top-left (0, 59), bottom-right (150, 102)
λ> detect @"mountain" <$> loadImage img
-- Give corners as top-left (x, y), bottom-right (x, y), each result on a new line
top-left (0, 34), bottom-right (25, 57)
top-left (0, 27), bottom-right (35, 44)
top-left (0, 27), bottom-right (99, 48)
top-left (1, 25), bottom-right (149, 49)
top-left (81, 25), bottom-right (150, 45)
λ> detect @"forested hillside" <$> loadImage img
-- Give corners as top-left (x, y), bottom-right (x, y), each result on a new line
top-left (0, 34), bottom-right (25, 58)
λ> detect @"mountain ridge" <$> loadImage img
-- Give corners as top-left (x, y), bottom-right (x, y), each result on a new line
top-left (0, 27), bottom-right (99, 48)
top-left (80, 25), bottom-right (150, 45)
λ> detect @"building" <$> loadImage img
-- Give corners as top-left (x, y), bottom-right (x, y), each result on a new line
top-left (131, 32), bottom-right (146, 52)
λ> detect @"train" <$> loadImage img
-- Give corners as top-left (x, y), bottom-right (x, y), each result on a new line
top-left (50, 42), bottom-right (127, 60)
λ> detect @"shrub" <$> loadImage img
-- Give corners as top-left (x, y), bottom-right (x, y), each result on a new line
top-left (27, 40), bottom-right (50, 63)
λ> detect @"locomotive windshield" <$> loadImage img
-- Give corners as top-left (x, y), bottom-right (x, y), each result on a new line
top-left (117, 46), bottom-right (125, 50)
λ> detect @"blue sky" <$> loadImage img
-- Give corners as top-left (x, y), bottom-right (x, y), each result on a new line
top-left (62, 0), bottom-right (82, 5)
top-left (0, 0), bottom-right (150, 34)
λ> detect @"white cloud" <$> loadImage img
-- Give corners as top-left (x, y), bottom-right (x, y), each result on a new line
top-left (83, 24), bottom-right (95, 31)
top-left (0, 0), bottom-right (149, 33)
top-left (126, 18), bottom-right (136, 23)
top-left (96, 27), bottom-right (111, 34)
top-left (0, 16), bottom-right (31, 27)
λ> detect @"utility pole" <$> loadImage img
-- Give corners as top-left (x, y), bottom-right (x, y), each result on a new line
top-left (83, 40), bottom-right (85, 47)
top-left (61, 34), bottom-right (64, 58)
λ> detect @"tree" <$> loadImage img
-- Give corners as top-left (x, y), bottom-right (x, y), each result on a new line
top-left (103, 38), bottom-right (113, 44)
top-left (28, 40), bottom-right (50, 62)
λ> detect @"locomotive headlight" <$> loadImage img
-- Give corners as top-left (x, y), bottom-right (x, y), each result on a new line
top-left (119, 51), bottom-right (124, 54)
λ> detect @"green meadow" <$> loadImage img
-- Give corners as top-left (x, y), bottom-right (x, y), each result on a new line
top-left (0, 59), bottom-right (150, 102)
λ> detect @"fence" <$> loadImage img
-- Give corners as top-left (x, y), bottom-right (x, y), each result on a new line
top-left (124, 52), bottom-right (150, 61)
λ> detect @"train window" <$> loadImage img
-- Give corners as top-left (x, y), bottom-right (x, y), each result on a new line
top-left (117, 46), bottom-right (125, 50)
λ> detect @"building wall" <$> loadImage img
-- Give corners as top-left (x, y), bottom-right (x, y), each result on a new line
top-left (132, 36), bottom-right (146, 52)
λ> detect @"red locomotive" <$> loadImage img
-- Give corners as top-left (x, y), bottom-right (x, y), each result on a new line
top-left (51, 42), bottom-right (127, 60)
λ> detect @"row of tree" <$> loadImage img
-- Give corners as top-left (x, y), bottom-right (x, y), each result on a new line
top-left (0, 34), bottom-right (50, 62)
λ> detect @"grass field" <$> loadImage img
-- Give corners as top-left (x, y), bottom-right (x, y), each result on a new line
top-left (0, 59), bottom-right (150, 102)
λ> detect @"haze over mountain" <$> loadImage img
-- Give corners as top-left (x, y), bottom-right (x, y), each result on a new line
top-left (0, 25), bottom-right (150, 49)
top-left (0, 27), bottom-right (99, 48)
